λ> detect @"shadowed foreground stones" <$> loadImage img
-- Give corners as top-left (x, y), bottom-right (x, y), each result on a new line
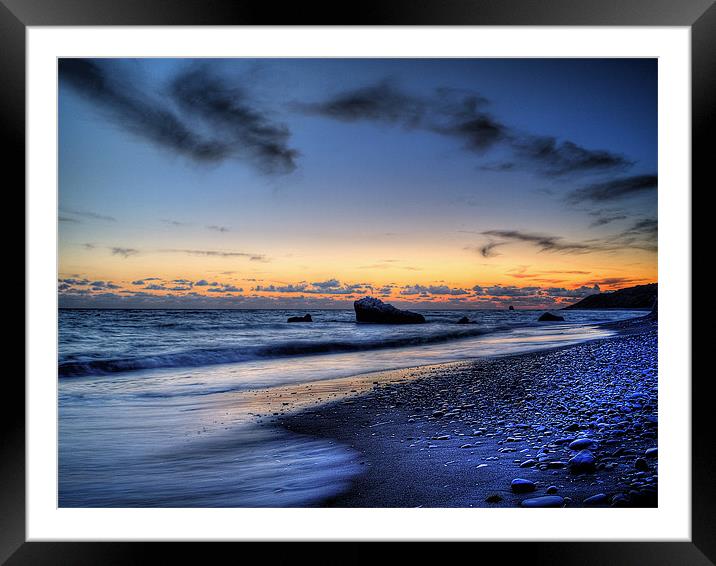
top-left (569, 450), bottom-right (596, 474)
top-left (568, 438), bottom-right (598, 451)
top-left (520, 495), bottom-right (565, 508)
top-left (583, 493), bottom-right (609, 505)
top-left (511, 478), bottom-right (536, 493)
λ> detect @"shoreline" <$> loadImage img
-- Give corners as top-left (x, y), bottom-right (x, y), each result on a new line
top-left (272, 316), bottom-right (658, 507)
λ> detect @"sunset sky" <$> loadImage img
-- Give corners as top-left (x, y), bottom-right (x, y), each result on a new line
top-left (58, 58), bottom-right (657, 309)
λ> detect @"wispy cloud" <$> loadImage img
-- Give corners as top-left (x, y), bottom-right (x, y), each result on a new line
top-left (207, 225), bottom-right (230, 233)
top-left (298, 81), bottom-right (631, 177)
top-left (110, 247), bottom-right (138, 258)
top-left (59, 59), bottom-right (298, 174)
top-left (568, 174), bottom-right (657, 203)
top-left (477, 220), bottom-right (657, 256)
top-left (60, 207), bottom-right (116, 222)
top-left (167, 248), bottom-right (267, 261)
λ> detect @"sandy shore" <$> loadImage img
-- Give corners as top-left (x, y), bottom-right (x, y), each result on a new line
top-left (272, 316), bottom-right (658, 508)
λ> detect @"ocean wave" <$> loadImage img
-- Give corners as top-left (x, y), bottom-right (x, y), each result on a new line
top-left (58, 326), bottom-right (493, 377)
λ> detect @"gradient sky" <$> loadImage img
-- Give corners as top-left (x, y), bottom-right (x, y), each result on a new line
top-left (58, 58), bottom-right (657, 309)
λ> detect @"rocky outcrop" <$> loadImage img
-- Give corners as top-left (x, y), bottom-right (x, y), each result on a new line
top-left (564, 283), bottom-right (657, 310)
top-left (508, 305), bottom-right (515, 311)
top-left (287, 314), bottom-right (312, 323)
top-left (538, 312), bottom-right (565, 322)
top-left (457, 316), bottom-right (471, 324)
top-left (354, 297), bottom-right (425, 324)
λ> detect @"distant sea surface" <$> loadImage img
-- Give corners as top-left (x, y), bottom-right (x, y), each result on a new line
top-left (58, 307), bottom-right (643, 507)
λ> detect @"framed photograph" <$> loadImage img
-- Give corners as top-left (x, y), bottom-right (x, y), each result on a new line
top-left (9, 0), bottom-right (709, 560)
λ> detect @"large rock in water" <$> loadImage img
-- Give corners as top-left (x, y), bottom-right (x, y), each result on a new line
top-left (538, 312), bottom-right (564, 322)
top-left (354, 297), bottom-right (425, 324)
top-left (287, 314), bottom-right (312, 323)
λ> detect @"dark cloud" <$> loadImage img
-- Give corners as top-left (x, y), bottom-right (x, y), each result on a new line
top-left (477, 241), bottom-right (504, 258)
top-left (478, 218), bottom-right (657, 257)
top-left (111, 247), bottom-right (138, 258)
top-left (481, 230), bottom-right (593, 254)
top-left (296, 81), bottom-right (424, 125)
top-left (168, 248), bottom-right (266, 261)
top-left (60, 278), bottom-right (90, 286)
top-left (400, 284), bottom-right (469, 296)
top-left (568, 174), bottom-right (658, 203)
top-left (207, 285), bottom-right (242, 293)
top-left (59, 59), bottom-right (298, 174)
top-left (311, 279), bottom-right (341, 289)
top-left (60, 207), bottom-right (116, 222)
top-left (169, 65), bottom-right (298, 174)
top-left (588, 210), bottom-right (628, 227)
top-left (131, 277), bottom-right (161, 285)
top-left (253, 281), bottom-right (368, 295)
top-left (89, 280), bottom-right (120, 290)
top-left (299, 81), bottom-right (630, 177)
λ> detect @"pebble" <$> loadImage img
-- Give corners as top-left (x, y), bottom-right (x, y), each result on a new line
top-left (520, 495), bottom-right (565, 508)
top-left (645, 447), bottom-right (658, 458)
top-left (634, 458), bottom-right (649, 471)
top-left (583, 493), bottom-right (608, 505)
top-left (568, 438), bottom-right (598, 451)
top-left (569, 450), bottom-right (596, 474)
top-left (511, 478), bottom-right (536, 493)
top-left (546, 485), bottom-right (558, 494)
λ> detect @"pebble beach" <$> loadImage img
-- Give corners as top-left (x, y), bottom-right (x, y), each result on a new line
top-left (278, 317), bottom-right (658, 508)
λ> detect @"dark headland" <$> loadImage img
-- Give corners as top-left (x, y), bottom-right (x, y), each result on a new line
top-left (563, 283), bottom-right (657, 310)
top-left (273, 288), bottom-right (658, 508)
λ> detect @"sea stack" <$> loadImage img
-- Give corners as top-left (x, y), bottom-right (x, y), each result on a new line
top-left (287, 314), bottom-right (313, 323)
top-left (508, 305), bottom-right (515, 311)
top-left (354, 296), bottom-right (425, 324)
top-left (538, 312), bottom-right (564, 322)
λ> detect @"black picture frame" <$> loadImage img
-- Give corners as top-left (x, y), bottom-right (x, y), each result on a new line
top-left (6, 0), bottom-right (709, 561)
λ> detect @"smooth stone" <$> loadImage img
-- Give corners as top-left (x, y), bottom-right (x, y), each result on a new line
top-left (645, 447), bottom-right (658, 458)
top-left (519, 459), bottom-right (537, 468)
top-left (569, 450), bottom-right (597, 474)
top-left (611, 493), bottom-right (630, 507)
top-left (520, 495), bottom-right (565, 508)
top-left (583, 493), bottom-right (609, 505)
top-left (635, 458), bottom-right (649, 471)
top-left (485, 494), bottom-right (503, 503)
top-left (546, 485), bottom-right (558, 495)
top-left (511, 478), bottom-right (536, 493)
top-left (568, 438), bottom-right (598, 451)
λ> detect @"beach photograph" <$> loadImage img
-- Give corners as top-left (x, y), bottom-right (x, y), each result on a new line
top-left (58, 57), bottom-right (658, 509)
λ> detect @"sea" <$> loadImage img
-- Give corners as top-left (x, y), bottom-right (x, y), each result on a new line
top-left (58, 307), bottom-right (642, 507)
